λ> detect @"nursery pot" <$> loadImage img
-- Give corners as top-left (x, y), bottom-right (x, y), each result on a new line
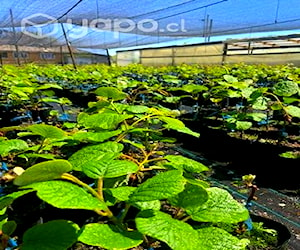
top-left (250, 214), bottom-right (292, 250)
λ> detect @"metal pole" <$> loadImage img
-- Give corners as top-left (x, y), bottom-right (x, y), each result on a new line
top-left (10, 9), bottom-right (21, 66)
top-left (222, 42), bottom-right (228, 65)
top-left (60, 22), bottom-right (77, 69)
top-left (106, 49), bottom-right (111, 66)
top-left (207, 19), bottom-right (213, 42)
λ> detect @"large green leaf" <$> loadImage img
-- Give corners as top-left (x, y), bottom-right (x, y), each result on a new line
top-left (0, 190), bottom-right (34, 210)
top-left (0, 139), bottom-right (28, 157)
top-left (181, 84), bottom-right (208, 93)
top-left (246, 113), bottom-right (267, 122)
top-left (164, 155), bottom-right (209, 173)
top-left (14, 160), bottom-right (72, 186)
top-left (196, 227), bottom-right (249, 250)
top-left (25, 180), bottom-right (107, 211)
top-left (68, 142), bottom-right (123, 171)
top-left (273, 81), bottom-right (299, 97)
top-left (169, 183), bottom-right (208, 212)
top-left (77, 112), bottom-right (133, 129)
top-left (71, 130), bottom-right (121, 142)
top-left (126, 105), bottom-right (150, 113)
top-left (27, 124), bottom-right (66, 139)
top-left (159, 117), bottom-right (200, 137)
top-left (136, 210), bottom-right (199, 250)
top-left (235, 121), bottom-right (252, 130)
top-left (223, 75), bottom-right (238, 83)
top-left (78, 224), bottom-right (143, 249)
top-left (94, 86), bottom-right (128, 101)
top-left (252, 96), bottom-right (270, 110)
top-left (22, 220), bottom-right (79, 250)
top-left (82, 159), bottom-right (138, 179)
top-left (189, 187), bottom-right (249, 223)
top-left (2, 221), bottom-right (17, 236)
top-left (107, 186), bottom-right (137, 201)
top-left (129, 170), bottom-right (186, 202)
top-left (285, 105), bottom-right (300, 118)
top-left (37, 83), bottom-right (63, 90)
top-left (132, 200), bottom-right (161, 211)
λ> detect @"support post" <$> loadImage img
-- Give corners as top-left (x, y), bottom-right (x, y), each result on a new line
top-left (60, 22), bottom-right (77, 70)
top-left (222, 42), bottom-right (228, 65)
top-left (10, 9), bottom-right (21, 66)
top-left (106, 49), bottom-right (111, 65)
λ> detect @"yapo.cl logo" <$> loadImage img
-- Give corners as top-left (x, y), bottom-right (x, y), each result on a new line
top-left (21, 13), bottom-right (58, 39)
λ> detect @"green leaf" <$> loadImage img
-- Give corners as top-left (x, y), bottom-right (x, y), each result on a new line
top-left (37, 83), bottom-right (63, 90)
top-left (189, 187), bottom-right (249, 223)
top-left (82, 159), bottom-right (138, 179)
top-left (68, 142), bottom-right (123, 171)
top-left (246, 113), bottom-right (267, 122)
top-left (18, 153), bottom-right (56, 161)
top-left (283, 97), bottom-right (300, 104)
top-left (0, 139), bottom-right (28, 157)
top-left (252, 96), bottom-right (270, 110)
top-left (273, 81), bottom-right (299, 97)
top-left (136, 210), bottom-right (199, 250)
top-left (279, 151), bottom-right (300, 159)
top-left (181, 84), bottom-right (208, 93)
top-left (241, 86), bottom-right (256, 99)
top-left (27, 124), bottom-right (66, 139)
top-left (72, 130), bottom-right (121, 142)
top-left (186, 178), bottom-right (210, 188)
top-left (126, 105), bottom-right (150, 113)
top-left (78, 112), bottom-right (133, 130)
top-left (224, 75), bottom-right (238, 83)
top-left (196, 227), bottom-right (249, 250)
top-left (132, 200), bottom-right (161, 211)
top-left (227, 89), bottom-right (241, 98)
top-left (2, 221), bottom-right (17, 236)
top-left (22, 220), bottom-right (79, 250)
top-left (129, 170), bottom-right (186, 202)
top-left (235, 121), bottom-right (252, 130)
top-left (25, 181), bottom-right (107, 211)
top-left (160, 117), bottom-right (200, 137)
top-left (0, 190), bottom-right (34, 210)
top-left (285, 105), bottom-right (300, 118)
top-left (169, 183), bottom-right (208, 212)
top-left (107, 186), bottom-right (136, 201)
top-left (14, 160), bottom-right (72, 186)
top-left (78, 224), bottom-right (143, 249)
top-left (94, 86), bottom-right (128, 101)
top-left (164, 155), bottom-right (209, 173)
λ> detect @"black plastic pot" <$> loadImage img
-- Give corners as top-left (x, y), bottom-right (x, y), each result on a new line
top-left (250, 214), bottom-right (291, 250)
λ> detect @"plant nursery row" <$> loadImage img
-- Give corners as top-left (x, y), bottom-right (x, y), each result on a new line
top-left (0, 63), bottom-right (299, 249)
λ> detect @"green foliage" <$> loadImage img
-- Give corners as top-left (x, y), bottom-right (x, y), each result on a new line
top-left (25, 180), bottom-right (108, 211)
top-left (0, 139), bottom-right (28, 157)
top-left (14, 160), bottom-right (72, 186)
top-left (78, 224), bottom-right (143, 249)
top-left (22, 220), bottom-right (79, 250)
top-left (1, 63), bottom-right (294, 249)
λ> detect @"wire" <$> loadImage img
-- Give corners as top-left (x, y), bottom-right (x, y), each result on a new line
top-left (275, 0), bottom-right (281, 23)
top-left (155, 0), bottom-right (228, 21)
top-left (129, 0), bottom-right (199, 19)
top-left (56, 0), bottom-right (84, 21)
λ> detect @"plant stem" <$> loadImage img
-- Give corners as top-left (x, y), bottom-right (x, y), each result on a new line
top-left (181, 215), bottom-right (192, 222)
top-left (97, 177), bottom-right (104, 201)
top-left (61, 173), bottom-right (103, 201)
top-left (61, 173), bottom-right (117, 220)
top-left (118, 203), bottom-right (131, 223)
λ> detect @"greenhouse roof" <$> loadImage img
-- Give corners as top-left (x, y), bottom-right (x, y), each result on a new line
top-left (0, 0), bottom-right (300, 49)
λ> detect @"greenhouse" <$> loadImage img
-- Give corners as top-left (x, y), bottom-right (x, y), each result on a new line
top-left (0, 1), bottom-right (300, 250)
